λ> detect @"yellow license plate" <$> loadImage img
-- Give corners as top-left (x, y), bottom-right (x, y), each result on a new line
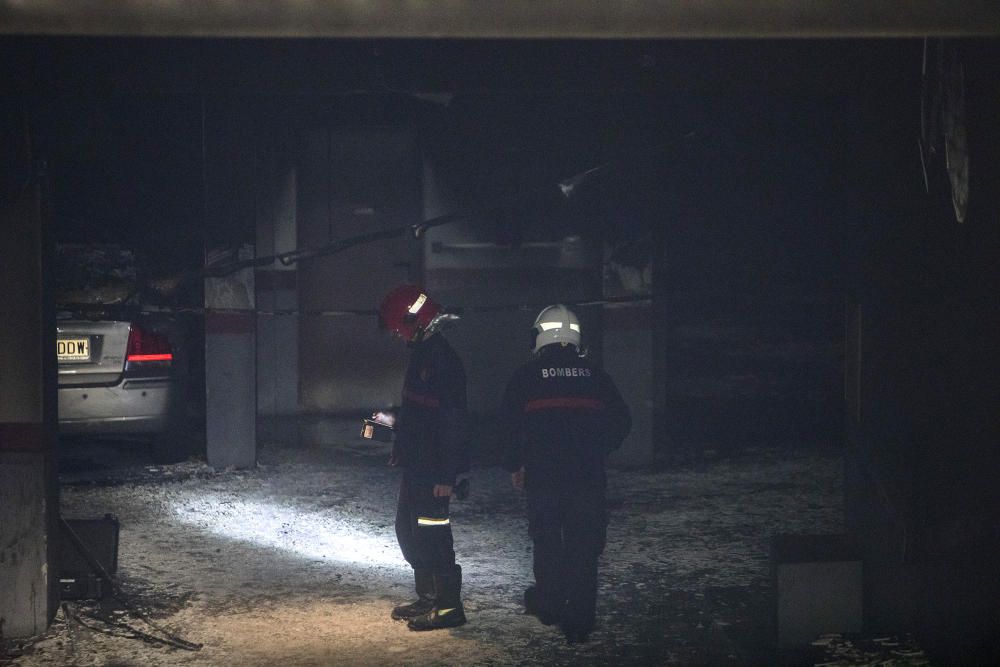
top-left (57, 338), bottom-right (91, 361)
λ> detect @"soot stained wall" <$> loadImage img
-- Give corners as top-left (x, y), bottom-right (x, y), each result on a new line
top-left (844, 41), bottom-right (1000, 662)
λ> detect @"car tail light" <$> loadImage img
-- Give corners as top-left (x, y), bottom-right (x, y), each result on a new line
top-left (126, 324), bottom-right (173, 365)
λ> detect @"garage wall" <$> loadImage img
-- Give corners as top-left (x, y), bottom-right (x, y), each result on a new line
top-left (646, 106), bottom-right (845, 463)
top-left (255, 128), bottom-right (299, 417)
top-left (297, 124), bottom-right (422, 412)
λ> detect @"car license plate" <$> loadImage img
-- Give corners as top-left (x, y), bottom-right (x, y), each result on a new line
top-left (57, 338), bottom-right (91, 361)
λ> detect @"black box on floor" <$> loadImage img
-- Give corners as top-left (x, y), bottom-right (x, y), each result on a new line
top-left (59, 514), bottom-right (120, 600)
top-left (59, 574), bottom-right (107, 600)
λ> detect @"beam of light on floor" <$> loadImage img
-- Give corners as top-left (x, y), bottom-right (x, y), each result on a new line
top-left (172, 494), bottom-right (405, 568)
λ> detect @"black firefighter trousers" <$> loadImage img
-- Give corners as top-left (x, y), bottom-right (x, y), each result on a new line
top-left (527, 486), bottom-right (608, 632)
top-left (396, 469), bottom-right (458, 576)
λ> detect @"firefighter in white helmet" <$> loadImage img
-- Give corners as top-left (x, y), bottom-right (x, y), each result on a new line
top-left (501, 304), bottom-right (631, 644)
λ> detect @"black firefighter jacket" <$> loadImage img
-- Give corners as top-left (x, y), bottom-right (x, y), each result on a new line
top-left (502, 345), bottom-right (632, 490)
top-left (394, 333), bottom-right (470, 485)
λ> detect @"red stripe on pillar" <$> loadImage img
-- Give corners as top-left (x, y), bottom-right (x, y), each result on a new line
top-left (0, 422), bottom-right (46, 452)
top-left (205, 311), bottom-right (256, 334)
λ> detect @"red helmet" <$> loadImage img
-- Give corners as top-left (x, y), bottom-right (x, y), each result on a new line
top-left (378, 284), bottom-right (442, 342)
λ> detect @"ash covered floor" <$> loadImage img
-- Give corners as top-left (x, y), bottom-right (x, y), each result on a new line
top-left (8, 422), bottom-right (843, 666)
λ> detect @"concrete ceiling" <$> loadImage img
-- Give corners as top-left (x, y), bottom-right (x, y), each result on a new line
top-left (1, 1), bottom-right (999, 39)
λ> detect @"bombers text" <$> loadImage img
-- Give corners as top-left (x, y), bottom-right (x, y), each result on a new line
top-left (541, 367), bottom-right (593, 378)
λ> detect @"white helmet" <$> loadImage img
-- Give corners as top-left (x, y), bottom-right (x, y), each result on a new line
top-left (531, 304), bottom-right (581, 353)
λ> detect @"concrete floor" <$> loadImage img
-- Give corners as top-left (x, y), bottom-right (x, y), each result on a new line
top-left (3, 419), bottom-right (846, 666)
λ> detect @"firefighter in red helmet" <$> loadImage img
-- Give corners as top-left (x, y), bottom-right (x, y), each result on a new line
top-left (378, 284), bottom-right (470, 630)
top-left (502, 304), bottom-right (631, 644)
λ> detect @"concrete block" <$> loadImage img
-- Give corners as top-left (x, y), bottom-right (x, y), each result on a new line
top-left (772, 534), bottom-right (863, 651)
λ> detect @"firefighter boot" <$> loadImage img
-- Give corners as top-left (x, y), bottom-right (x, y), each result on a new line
top-left (524, 586), bottom-right (560, 626)
top-left (391, 569), bottom-right (436, 620)
top-left (408, 565), bottom-right (467, 631)
top-left (563, 626), bottom-right (591, 645)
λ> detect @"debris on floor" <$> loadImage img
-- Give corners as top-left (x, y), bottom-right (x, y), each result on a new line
top-left (810, 633), bottom-right (930, 666)
top-left (6, 427), bottom-right (845, 666)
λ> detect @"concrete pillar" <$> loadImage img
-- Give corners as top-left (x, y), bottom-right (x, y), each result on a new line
top-left (202, 96), bottom-right (257, 469)
top-left (604, 302), bottom-right (654, 466)
top-left (205, 244), bottom-right (257, 469)
top-left (0, 184), bottom-right (58, 638)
